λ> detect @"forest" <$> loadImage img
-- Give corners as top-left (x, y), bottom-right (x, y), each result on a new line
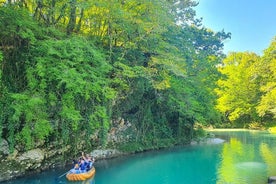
top-left (0, 0), bottom-right (275, 155)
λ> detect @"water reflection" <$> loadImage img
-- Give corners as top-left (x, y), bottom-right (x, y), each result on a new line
top-left (260, 143), bottom-right (276, 176)
top-left (57, 177), bottom-right (95, 184)
top-left (216, 133), bottom-right (276, 184)
top-left (72, 177), bottom-right (95, 184)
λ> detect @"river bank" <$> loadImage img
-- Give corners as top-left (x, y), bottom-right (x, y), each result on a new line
top-left (8, 130), bottom-right (273, 184)
top-left (0, 134), bottom-right (225, 183)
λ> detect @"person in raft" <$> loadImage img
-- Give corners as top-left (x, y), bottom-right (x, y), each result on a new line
top-left (69, 152), bottom-right (95, 173)
top-left (69, 159), bottom-right (80, 174)
top-left (81, 152), bottom-right (95, 171)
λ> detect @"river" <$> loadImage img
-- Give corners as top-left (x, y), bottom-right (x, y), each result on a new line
top-left (3, 129), bottom-right (276, 184)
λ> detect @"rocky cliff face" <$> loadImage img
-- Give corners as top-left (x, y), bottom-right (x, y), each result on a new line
top-left (0, 118), bottom-right (134, 182)
top-left (0, 144), bottom-right (72, 182)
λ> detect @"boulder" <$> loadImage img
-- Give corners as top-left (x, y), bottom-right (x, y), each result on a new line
top-left (0, 139), bottom-right (9, 156)
top-left (205, 138), bottom-right (225, 144)
top-left (18, 148), bottom-right (44, 162)
top-left (90, 149), bottom-right (122, 159)
top-left (191, 138), bottom-right (225, 145)
top-left (268, 176), bottom-right (276, 184)
top-left (17, 149), bottom-right (44, 170)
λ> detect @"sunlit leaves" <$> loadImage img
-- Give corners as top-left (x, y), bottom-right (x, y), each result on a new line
top-left (256, 37), bottom-right (276, 117)
top-left (216, 52), bottom-right (261, 122)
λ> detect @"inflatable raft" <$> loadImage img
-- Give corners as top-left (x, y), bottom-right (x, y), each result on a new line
top-left (66, 167), bottom-right (96, 181)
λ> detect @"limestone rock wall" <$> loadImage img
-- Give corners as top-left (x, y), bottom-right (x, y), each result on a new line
top-left (0, 118), bottom-right (134, 182)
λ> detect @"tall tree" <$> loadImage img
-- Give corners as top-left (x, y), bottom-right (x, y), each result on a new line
top-left (256, 37), bottom-right (276, 118)
top-left (216, 52), bottom-right (261, 124)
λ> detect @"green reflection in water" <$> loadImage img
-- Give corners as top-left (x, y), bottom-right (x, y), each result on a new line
top-left (260, 143), bottom-right (276, 176)
top-left (216, 132), bottom-right (276, 184)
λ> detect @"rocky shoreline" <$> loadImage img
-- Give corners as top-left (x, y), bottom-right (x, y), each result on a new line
top-left (0, 136), bottom-right (225, 182)
top-left (0, 147), bottom-right (123, 182)
top-left (0, 118), bottom-right (134, 182)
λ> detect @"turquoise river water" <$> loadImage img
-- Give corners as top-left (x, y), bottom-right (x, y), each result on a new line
top-left (3, 130), bottom-right (276, 184)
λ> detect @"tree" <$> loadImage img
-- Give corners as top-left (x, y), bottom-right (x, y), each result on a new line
top-left (216, 52), bottom-right (261, 125)
top-left (0, 0), bottom-right (231, 153)
top-left (256, 37), bottom-right (276, 118)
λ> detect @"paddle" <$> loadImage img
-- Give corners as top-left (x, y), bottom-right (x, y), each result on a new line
top-left (55, 171), bottom-right (70, 183)
top-left (54, 171), bottom-right (70, 183)
top-left (58, 171), bottom-right (70, 179)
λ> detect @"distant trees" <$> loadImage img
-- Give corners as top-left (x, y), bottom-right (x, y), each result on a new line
top-left (216, 52), bottom-right (261, 123)
top-left (257, 38), bottom-right (276, 118)
top-left (215, 37), bottom-right (276, 127)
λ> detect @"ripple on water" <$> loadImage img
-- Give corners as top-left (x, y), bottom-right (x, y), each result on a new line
top-left (234, 162), bottom-right (267, 184)
top-left (235, 161), bottom-right (267, 170)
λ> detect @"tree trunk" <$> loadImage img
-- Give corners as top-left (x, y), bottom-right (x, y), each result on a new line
top-left (67, 0), bottom-right (77, 35)
top-left (75, 8), bottom-right (84, 33)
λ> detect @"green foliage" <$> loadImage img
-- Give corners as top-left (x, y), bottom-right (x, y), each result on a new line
top-left (256, 37), bottom-right (276, 118)
top-left (215, 38), bottom-right (276, 127)
top-left (27, 36), bottom-right (115, 146)
top-left (216, 52), bottom-right (261, 123)
top-left (0, 0), bottom-right (232, 154)
top-left (193, 127), bottom-right (207, 140)
top-left (0, 6), bottom-right (37, 45)
top-left (90, 106), bottom-right (110, 146)
top-left (162, 25), bottom-right (228, 126)
top-left (15, 126), bottom-right (33, 150)
top-left (0, 51), bottom-right (2, 62)
top-left (247, 122), bottom-right (265, 130)
top-left (9, 93), bottom-right (51, 150)
top-left (0, 6), bottom-right (39, 93)
top-left (0, 51), bottom-right (2, 140)
top-left (118, 142), bottom-right (145, 153)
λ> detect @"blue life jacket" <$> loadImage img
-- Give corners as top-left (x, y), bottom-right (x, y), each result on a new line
top-left (80, 163), bottom-right (86, 171)
top-left (86, 161), bottom-right (93, 171)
